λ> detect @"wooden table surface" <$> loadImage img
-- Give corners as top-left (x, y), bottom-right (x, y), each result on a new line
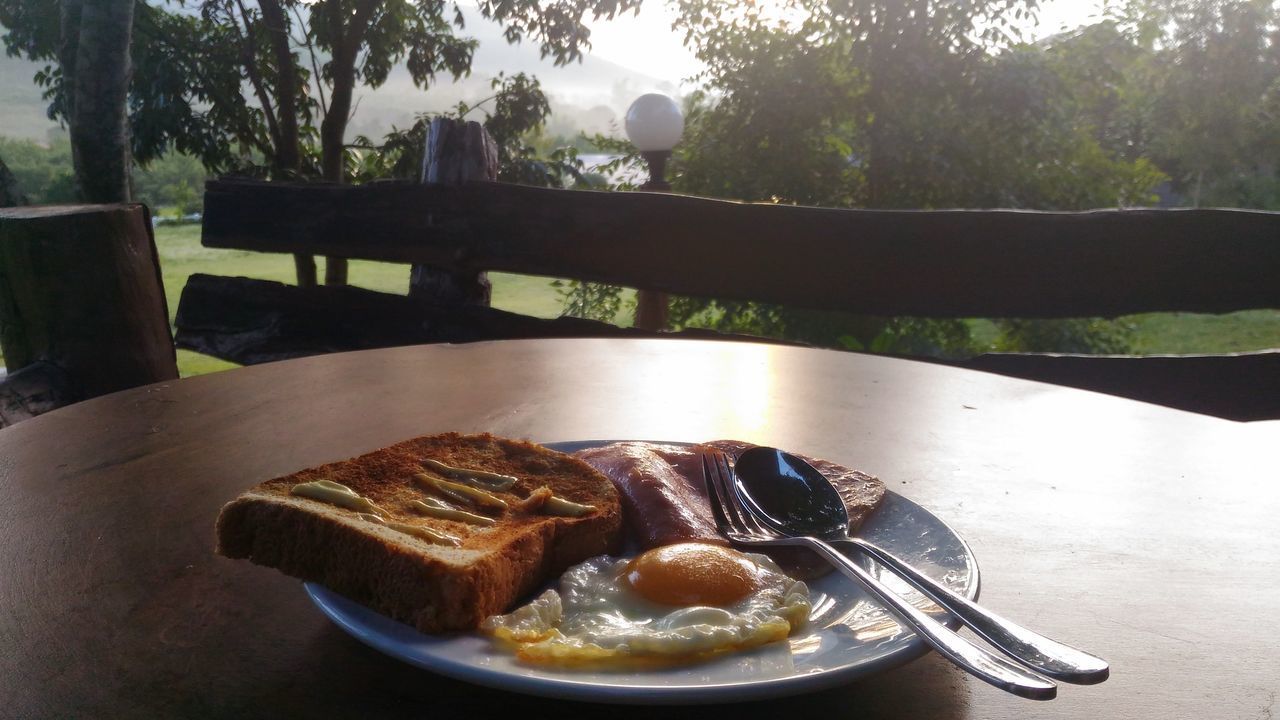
top-left (2, 338), bottom-right (1276, 719)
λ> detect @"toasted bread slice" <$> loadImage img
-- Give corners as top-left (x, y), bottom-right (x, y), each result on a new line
top-left (215, 433), bottom-right (622, 633)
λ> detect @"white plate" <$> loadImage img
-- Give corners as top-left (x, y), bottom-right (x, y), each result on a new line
top-left (305, 440), bottom-right (980, 704)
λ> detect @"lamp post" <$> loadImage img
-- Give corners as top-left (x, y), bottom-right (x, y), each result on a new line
top-left (625, 93), bottom-right (684, 330)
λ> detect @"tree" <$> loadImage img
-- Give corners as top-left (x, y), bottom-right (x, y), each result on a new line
top-left (1, 0), bottom-right (136, 202)
top-left (191, 0), bottom-right (323, 283)
top-left (1111, 0), bottom-right (1280, 207)
top-left (305, 0), bottom-right (635, 281)
top-left (656, 0), bottom-right (1164, 354)
top-left (354, 73), bottom-right (583, 187)
top-left (61, 0), bottom-right (136, 203)
top-left (2, 2), bottom-right (242, 187)
top-left (1040, 21), bottom-right (1154, 164)
top-left (674, 0), bottom-right (1050, 208)
top-left (186, 0), bottom-right (639, 284)
top-left (259, 1), bottom-right (302, 174)
top-left (957, 43), bottom-right (1166, 210)
top-left (0, 137), bottom-right (78, 204)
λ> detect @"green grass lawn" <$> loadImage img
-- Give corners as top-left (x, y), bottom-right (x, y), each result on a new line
top-left (1124, 310), bottom-right (1280, 353)
top-left (2, 222), bottom-right (1277, 377)
top-left (967, 311), bottom-right (1280, 355)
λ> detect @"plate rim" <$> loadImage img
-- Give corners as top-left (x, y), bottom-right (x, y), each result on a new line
top-left (304, 439), bottom-right (981, 704)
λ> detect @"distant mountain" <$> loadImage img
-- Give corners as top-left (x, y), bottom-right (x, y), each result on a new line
top-left (0, 10), bottom-right (680, 145)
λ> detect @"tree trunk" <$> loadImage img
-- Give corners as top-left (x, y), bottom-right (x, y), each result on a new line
top-left (57, 0), bottom-right (83, 125)
top-left (0, 204), bottom-right (178, 409)
top-left (317, 30), bottom-right (358, 286)
top-left (0, 155), bottom-right (26, 207)
top-left (320, 54), bottom-right (354, 185)
top-left (258, 0), bottom-right (316, 288)
top-left (260, 0), bottom-right (300, 175)
top-left (316, 1), bottom-right (379, 287)
top-left (62, 0), bottom-right (135, 204)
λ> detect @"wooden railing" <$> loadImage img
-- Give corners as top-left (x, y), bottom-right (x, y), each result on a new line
top-left (199, 179), bottom-right (1280, 317)
top-left (175, 178), bottom-right (1280, 421)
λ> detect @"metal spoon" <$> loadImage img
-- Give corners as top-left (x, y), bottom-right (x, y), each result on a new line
top-left (732, 446), bottom-right (1110, 684)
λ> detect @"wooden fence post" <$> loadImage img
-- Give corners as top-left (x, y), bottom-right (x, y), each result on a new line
top-left (0, 204), bottom-right (178, 425)
top-left (408, 118), bottom-right (495, 304)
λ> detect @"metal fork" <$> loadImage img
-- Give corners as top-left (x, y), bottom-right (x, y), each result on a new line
top-left (822, 522), bottom-right (1109, 684)
top-left (702, 451), bottom-right (1058, 700)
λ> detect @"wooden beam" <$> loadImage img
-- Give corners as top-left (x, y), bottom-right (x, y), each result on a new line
top-left (173, 274), bottom-right (762, 366)
top-left (952, 350), bottom-right (1280, 422)
top-left (202, 179), bottom-right (1280, 318)
top-left (175, 274), bottom-right (1280, 421)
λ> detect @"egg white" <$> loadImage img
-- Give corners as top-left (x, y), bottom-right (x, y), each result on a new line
top-left (481, 551), bottom-right (811, 667)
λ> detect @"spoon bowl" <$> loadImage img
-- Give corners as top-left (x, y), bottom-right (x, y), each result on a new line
top-left (732, 446), bottom-right (850, 539)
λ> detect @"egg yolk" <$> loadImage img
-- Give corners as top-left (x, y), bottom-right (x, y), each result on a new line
top-left (624, 542), bottom-right (762, 607)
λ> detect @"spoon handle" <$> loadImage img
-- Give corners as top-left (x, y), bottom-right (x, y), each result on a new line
top-left (831, 537), bottom-right (1109, 684)
top-left (794, 536), bottom-right (1057, 700)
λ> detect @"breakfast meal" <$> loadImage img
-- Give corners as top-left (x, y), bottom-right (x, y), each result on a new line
top-left (215, 433), bottom-right (885, 668)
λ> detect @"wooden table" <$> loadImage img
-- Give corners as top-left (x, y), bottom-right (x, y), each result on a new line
top-left (2, 339), bottom-right (1276, 719)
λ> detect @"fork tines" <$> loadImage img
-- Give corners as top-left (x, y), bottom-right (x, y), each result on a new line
top-left (702, 450), bottom-right (763, 542)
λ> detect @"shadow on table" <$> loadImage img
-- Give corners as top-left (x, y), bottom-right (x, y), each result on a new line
top-left (271, 624), bottom-right (975, 719)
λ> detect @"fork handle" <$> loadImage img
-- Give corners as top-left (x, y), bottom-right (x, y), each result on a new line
top-left (793, 536), bottom-right (1058, 700)
top-left (830, 537), bottom-right (1109, 684)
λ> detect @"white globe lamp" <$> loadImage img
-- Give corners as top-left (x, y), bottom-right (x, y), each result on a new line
top-left (625, 93), bottom-right (683, 191)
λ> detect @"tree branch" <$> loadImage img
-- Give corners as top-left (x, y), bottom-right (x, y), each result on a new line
top-left (231, 0), bottom-right (283, 154)
top-left (259, 0), bottom-right (301, 174)
top-left (233, 2), bottom-right (280, 125)
top-left (185, 51), bottom-right (276, 160)
top-left (319, 0), bottom-right (381, 182)
top-left (292, 4), bottom-right (327, 116)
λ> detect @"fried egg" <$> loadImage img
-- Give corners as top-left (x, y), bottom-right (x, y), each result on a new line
top-left (480, 542), bottom-right (811, 668)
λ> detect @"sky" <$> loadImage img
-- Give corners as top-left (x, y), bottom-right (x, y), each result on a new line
top-left (585, 0), bottom-right (1110, 87)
